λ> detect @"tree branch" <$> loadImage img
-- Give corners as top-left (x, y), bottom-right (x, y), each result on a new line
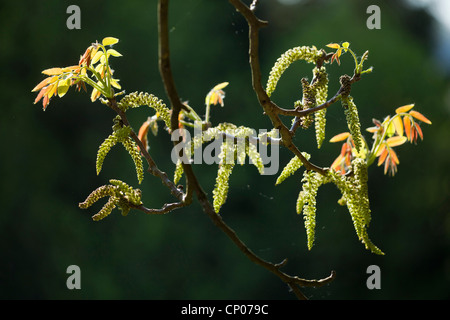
top-left (156, 0), bottom-right (335, 299)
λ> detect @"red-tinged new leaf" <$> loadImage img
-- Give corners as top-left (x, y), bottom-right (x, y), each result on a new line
top-left (378, 149), bottom-right (388, 167)
top-left (33, 86), bottom-right (48, 104)
top-left (138, 121), bottom-right (150, 152)
top-left (395, 104), bottom-right (414, 114)
top-left (386, 136), bottom-right (407, 147)
top-left (32, 77), bottom-right (51, 92)
top-left (42, 95), bottom-right (50, 111)
top-left (414, 123), bottom-right (423, 140)
top-left (409, 110), bottom-right (432, 124)
top-left (389, 148), bottom-right (399, 164)
top-left (329, 132), bottom-right (350, 143)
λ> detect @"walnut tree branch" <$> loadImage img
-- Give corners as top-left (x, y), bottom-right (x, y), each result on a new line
top-left (157, 0), bottom-right (335, 299)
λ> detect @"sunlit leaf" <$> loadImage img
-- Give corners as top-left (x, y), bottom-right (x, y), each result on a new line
top-left (212, 82), bottom-right (229, 91)
top-left (366, 126), bottom-right (379, 133)
top-left (329, 132), bottom-right (350, 143)
top-left (395, 103), bottom-right (414, 114)
top-left (107, 49), bottom-right (122, 57)
top-left (91, 50), bottom-right (104, 65)
top-left (326, 43), bottom-right (340, 49)
top-left (111, 78), bottom-right (121, 89)
top-left (386, 136), bottom-right (407, 147)
top-left (409, 110), bottom-right (432, 124)
top-left (386, 120), bottom-right (396, 137)
top-left (42, 67), bottom-right (63, 76)
top-left (47, 82), bottom-right (58, 99)
top-left (375, 143), bottom-right (386, 157)
top-left (57, 79), bottom-right (70, 98)
top-left (90, 88), bottom-right (100, 102)
top-left (392, 116), bottom-right (404, 136)
top-left (102, 37), bottom-right (119, 46)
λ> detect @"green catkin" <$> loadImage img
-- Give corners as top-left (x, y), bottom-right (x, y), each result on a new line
top-left (341, 95), bottom-right (363, 153)
top-left (92, 196), bottom-right (119, 221)
top-left (96, 132), bottom-right (119, 175)
top-left (212, 140), bottom-right (235, 214)
top-left (118, 92), bottom-right (171, 128)
top-left (173, 159), bottom-right (184, 184)
top-left (298, 170), bottom-right (324, 250)
top-left (109, 179), bottom-right (142, 206)
top-left (312, 67), bottom-right (329, 148)
top-left (212, 163), bottom-right (234, 214)
top-left (276, 152), bottom-right (311, 185)
top-left (328, 164), bottom-right (384, 255)
top-left (121, 137), bottom-right (144, 184)
top-left (80, 180), bottom-right (142, 221)
top-left (79, 185), bottom-right (116, 209)
top-left (266, 46), bottom-right (322, 97)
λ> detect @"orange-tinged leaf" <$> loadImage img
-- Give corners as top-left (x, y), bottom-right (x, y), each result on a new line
top-left (386, 136), bottom-right (407, 147)
top-left (409, 110), bottom-right (431, 124)
top-left (389, 148), bottom-right (399, 164)
top-left (326, 43), bottom-right (340, 49)
top-left (331, 154), bottom-right (343, 171)
top-left (42, 95), bottom-right (49, 110)
top-left (102, 37), bottom-right (119, 46)
top-left (62, 65), bottom-right (80, 73)
top-left (404, 116), bottom-right (412, 141)
top-left (377, 149), bottom-right (388, 166)
top-left (395, 103), bottom-right (414, 114)
top-left (329, 132), bottom-right (350, 143)
top-left (32, 77), bottom-right (51, 92)
top-left (376, 143), bottom-right (386, 157)
top-left (42, 67), bottom-right (63, 75)
top-left (33, 86), bottom-right (48, 104)
top-left (414, 122), bottom-right (423, 140)
top-left (138, 121), bottom-right (150, 152)
top-left (393, 116), bottom-right (404, 136)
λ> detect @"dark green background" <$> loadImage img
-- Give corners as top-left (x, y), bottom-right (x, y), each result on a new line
top-left (1, 0), bottom-right (449, 299)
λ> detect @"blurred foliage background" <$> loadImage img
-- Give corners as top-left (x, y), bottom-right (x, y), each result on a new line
top-left (1, 0), bottom-right (449, 299)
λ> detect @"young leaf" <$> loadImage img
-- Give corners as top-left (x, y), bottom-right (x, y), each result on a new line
top-left (409, 110), bottom-right (432, 124)
top-left (395, 103), bottom-right (414, 114)
top-left (42, 67), bottom-right (63, 75)
top-left (107, 49), bottom-right (122, 57)
top-left (386, 136), bottom-right (407, 147)
top-left (329, 132), bottom-right (350, 143)
top-left (392, 116), bottom-right (404, 136)
top-left (102, 37), bottom-right (119, 46)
